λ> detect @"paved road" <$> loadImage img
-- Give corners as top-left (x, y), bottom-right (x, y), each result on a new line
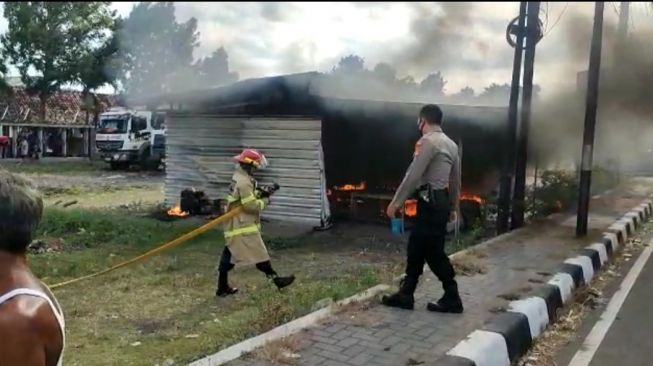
top-left (561, 238), bottom-right (653, 366)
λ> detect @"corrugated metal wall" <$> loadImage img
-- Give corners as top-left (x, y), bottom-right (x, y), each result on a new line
top-left (165, 114), bottom-right (330, 226)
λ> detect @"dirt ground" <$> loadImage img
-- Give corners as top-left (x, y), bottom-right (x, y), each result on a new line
top-left (6, 162), bottom-right (165, 209)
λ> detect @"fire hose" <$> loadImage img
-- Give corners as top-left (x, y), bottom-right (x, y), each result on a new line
top-left (48, 205), bottom-right (245, 290)
top-left (49, 183), bottom-right (280, 290)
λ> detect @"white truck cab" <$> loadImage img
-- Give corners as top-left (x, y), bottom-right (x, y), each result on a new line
top-left (96, 107), bottom-right (166, 170)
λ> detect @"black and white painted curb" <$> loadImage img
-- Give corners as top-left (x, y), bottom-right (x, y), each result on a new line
top-left (438, 199), bottom-right (653, 366)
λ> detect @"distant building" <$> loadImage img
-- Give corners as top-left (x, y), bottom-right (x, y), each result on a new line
top-left (0, 84), bottom-right (117, 158)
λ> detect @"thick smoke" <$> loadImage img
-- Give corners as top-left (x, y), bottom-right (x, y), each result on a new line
top-left (530, 9), bottom-right (653, 175)
top-left (397, 2), bottom-right (473, 70)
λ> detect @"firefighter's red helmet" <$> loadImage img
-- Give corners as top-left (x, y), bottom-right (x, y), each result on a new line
top-left (233, 148), bottom-right (268, 169)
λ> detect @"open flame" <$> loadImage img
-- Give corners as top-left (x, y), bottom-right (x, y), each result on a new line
top-left (167, 205), bottom-right (189, 217)
top-left (405, 200), bottom-right (417, 217)
top-left (461, 193), bottom-right (484, 205)
top-left (334, 182), bottom-right (367, 191)
top-left (404, 193), bottom-right (482, 218)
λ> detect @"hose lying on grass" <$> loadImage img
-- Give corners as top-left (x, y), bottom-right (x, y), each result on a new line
top-left (49, 206), bottom-right (244, 290)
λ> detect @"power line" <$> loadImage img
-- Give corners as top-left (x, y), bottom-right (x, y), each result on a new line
top-left (630, 2), bottom-right (636, 31)
top-left (611, 1), bottom-right (620, 17)
top-left (543, 2), bottom-right (569, 37)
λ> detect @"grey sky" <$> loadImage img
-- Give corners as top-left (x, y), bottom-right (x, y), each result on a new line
top-left (2, 2), bottom-right (652, 96)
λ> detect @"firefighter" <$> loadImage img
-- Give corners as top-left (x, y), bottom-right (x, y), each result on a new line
top-left (216, 148), bottom-right (295, 297)
top-left (383, 104), bottom-right (463, 313)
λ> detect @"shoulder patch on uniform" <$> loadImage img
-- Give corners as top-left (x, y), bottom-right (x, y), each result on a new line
top-left (414, 140), bottom-right (423, 157)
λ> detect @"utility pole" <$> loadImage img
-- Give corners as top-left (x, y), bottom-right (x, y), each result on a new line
top-left (576, 2), bottom-right (605, 237)
top-left (497, 1), bottom-right (527, 234)
top-left (511, 1), bottom-right (541, 229)
top-left (617, 2), bottom-right (630, 45)
top-left (615, 2), bottom-right (629, 67)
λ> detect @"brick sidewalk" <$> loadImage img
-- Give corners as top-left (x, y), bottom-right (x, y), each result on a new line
top-left (224, 188), bottom-right (648, 366)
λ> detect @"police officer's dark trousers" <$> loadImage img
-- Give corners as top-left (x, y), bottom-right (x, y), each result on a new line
top-left (382, 189), bottom-right (461, 311)
top-left (405, 190), bottom-right (457, 293)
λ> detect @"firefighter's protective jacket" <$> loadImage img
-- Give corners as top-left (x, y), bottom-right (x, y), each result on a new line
top-left (223, 164), bottom-right (271, 265)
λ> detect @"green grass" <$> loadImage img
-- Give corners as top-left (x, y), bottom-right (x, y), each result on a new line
top-left (446, 224), bottom-right (485, 255)
top-left (0, 160), bottom-right (106, 176)
top-left (32, 208), bottom-right (396, 366)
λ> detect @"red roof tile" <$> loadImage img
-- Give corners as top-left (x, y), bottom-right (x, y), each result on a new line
top-left (0, 87), bottom-right (117, 126)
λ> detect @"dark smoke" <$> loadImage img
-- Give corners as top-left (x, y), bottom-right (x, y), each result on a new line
top-left (260, 2), bottom-right (283, 22)
top-left (399, 2), bottom-right (472, 69)
top-left (561, 12), bottom-right (618, 67)
top-left (531, 11), bottom-right (653, 174)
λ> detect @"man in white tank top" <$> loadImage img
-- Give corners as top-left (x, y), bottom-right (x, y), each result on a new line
top-left (0, 169), bottom-right (64, 366)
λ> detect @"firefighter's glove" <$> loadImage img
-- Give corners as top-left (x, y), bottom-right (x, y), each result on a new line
top-left (257, 183), bottom-right (280, 198)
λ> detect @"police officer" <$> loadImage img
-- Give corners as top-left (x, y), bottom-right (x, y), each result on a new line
top-left (216, 148), bottom-right (295, 297)
top-left (383, 104), bottom-right (463, 313)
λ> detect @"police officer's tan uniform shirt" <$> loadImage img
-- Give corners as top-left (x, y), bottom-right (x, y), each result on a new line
top-left (390, 125), bottom-right (461, 209)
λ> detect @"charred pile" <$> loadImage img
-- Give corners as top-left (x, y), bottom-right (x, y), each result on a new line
top-left (164, 188), bottom-right (221, 220)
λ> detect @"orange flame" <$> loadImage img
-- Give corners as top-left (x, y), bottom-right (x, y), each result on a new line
top-left (334, 182), bottom-right (367, 191)
top-left (405, 200), bottom-right (417, 217)
top-left (167, 205), bottom-right (189, 217)
top-left (461, 194), bottom-right (484, 204)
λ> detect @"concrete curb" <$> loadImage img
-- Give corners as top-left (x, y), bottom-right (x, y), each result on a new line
top-left (438, 198), bottom-right (653, 366)
top-left (186, 284), bottom-right (390, 366)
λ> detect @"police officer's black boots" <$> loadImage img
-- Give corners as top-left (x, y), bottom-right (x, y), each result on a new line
top-left (381, 276), bottom-right (418, 310)
top-left (216, 271), bottom-right (238, 297)
top-left (427, 281), bottom-right (463, 313)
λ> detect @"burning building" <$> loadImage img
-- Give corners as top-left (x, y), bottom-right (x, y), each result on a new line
top-left (150, 72), bottom-right (507, 228)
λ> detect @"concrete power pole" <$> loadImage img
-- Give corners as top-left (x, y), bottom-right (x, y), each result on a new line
top-left (617, 2), bottom-right (630, 45)
top-left (615, 2), bottom-right (630, 67)
top-left (511, 1), bottom-right (541, 230)
top-left (576, 2), bottom-right (605, 237)
top-left (497, 1), bottom-right (527, 234)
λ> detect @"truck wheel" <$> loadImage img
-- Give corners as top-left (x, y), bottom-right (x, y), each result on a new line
top-left (143, 159), bottom-right (160, 171)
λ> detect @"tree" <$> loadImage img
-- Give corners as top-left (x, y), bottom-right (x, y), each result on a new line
top-left (1, 2), bottom-right (115, 120)
top-left (457, 86), bottom-right (475, 98)
top-left (0, 56), bottom-right (9, 95)
top-left (115, 2), bottom-right (199, 101)
top-left (451, 86), bottom-right (475, 103)
top-left (75, 26), bottom-right (120, 126)
top-left (478, 83), bottom-right (511, 105)
top-left (195, 47), bottom-right (239, 88)
top-left (419, 72), bottom-right (447, 97)
top-left (397, 75), bottom-right (418, 90)
top-left (332, 54), bottom-right (366, 75)
top-left (371, 62), bottom-right (397, 85)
